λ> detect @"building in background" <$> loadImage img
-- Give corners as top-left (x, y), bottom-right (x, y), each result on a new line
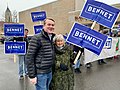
top-left (19, 0), bottom-right (85, 35)
top-left (5, 6), bottom-right (12, 22)
top-left (0, 6), bottom-right (14, 36)
top-left (19, 0), bottom-right (120, 35)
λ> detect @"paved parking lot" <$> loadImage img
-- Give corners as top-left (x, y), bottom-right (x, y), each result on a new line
top-left (0, 44), bottom-right (120, 90)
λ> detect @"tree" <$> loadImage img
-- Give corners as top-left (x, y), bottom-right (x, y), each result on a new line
top-left (0, 10), bottom-right (18, 23)
top-left (12, 10), bottom-right (18, 23)
top-left (0, 12), bottom-right (5, 21)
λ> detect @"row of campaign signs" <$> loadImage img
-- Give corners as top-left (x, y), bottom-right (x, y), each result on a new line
top-left (4, 0), bottom-right (120, 57)
top-left (4, 10), bottom-right (47, 54)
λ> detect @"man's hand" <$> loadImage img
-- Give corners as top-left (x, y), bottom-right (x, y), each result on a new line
top-left (30, 77), bottom-right (37, 84)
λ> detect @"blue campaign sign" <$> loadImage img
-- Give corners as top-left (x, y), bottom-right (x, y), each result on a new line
top-left (4, 24), bottom-right (24, 36)
top-left (31, 11), bottom-right (46, 22)
top-left (80, 0), bottom-right (120, 29)
top-left (5, 42), bottom-right (26, 54)
top-left (66, 22), bottom-right (108, 55)
top-left (63, 35), bottom-right (70, 45)
top-left (63, 35), bottom-right (67, 40)
top-left (34, 25), bottom-right (43, 34)
top-left (104, 37), bottom-right (112, 49)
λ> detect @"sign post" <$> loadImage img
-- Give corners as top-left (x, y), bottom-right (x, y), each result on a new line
top-left (13, 39), bottom-right (17, 63)
top-left (14, 54), bottom-right (16, 63)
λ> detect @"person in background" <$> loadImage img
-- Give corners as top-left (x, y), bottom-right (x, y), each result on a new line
top-left (97, 30), bottom-right (107, 65)
top-left (26, 18), bottom-right (55, 90)
top-left (98, 59), bottom-right (107, 65)
top-left (51, 34), bottom-right (74, 90)
top-left (73, 45), bottom-right (83, 73)
top-left (85, 62), bottom-right (92, 68)
top-left (13, 29), bottom-right (29, 79)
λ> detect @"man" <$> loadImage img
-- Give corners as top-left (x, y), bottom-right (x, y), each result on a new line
top-left (13, 29), bottom-right (29, 79)
top-left (26, 18), bottom-right (55, 90)
top-left (97, 30), bottom-right (107, 65)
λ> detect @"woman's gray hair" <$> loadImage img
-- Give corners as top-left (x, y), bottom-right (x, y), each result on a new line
top-left (53, 34), bottom-right (65, 43)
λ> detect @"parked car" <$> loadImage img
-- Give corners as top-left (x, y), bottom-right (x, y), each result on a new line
top-left (27, 34), bottom-right (33, 41)
top-left (0, 37), bottom-right (5, 44)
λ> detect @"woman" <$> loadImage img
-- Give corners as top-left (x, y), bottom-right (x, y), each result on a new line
top-left (51, 34), bottom-right (74, 90)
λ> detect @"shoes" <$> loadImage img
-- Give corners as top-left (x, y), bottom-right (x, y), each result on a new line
top-left (101, 61), bottom-right (107, 64)
top-left (114, 56), bottom-right (118, 59)
top-left (80, 64), bottom-right (82, 66)
top-left (98, 60), bottom-right (107, 65)
top-left (25, 73), bottom-right (28, 77)
top-left (98, 60), bottom-right (102, 65)
top-left (74, 68), bottom-right (81, 73)
top-left (86, 63), bottom-right (92, 68)
top-left (19, 75), bottom-right (24, 80)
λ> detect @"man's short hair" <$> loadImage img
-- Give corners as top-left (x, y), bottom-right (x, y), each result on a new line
top-left (25, 29), bottom-right (29, 32)
top-left (43, 18), bottom-right (55, 25)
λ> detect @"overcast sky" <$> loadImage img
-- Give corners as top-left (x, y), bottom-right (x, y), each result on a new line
top-left (0, 0), bottom-right (57, 19)
top-left (0, 0), bottom-right (120, 19)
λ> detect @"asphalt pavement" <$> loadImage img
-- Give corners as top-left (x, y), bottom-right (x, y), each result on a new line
top-left (0, 44), bottom-right (120, 90)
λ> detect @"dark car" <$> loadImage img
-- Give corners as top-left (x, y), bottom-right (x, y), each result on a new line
top-left (27, 35), bottom-right (33, 41)
top-left (0, 37), bottom-right (5, 44)
top-left (28, 36), bottom-right (33, 40)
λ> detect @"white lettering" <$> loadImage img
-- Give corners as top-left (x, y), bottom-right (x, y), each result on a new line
top-left (88, 6), bottom-right (92, 11)
top-left (34, 14), bottom-right (44, 18)
top-left (96, 8), bottom-right (101, 13)
top-left (75, 31), bottom-right (79, 36)
top-left (104, 12), bottom-right (108, 18)
top-left (7, 46), bottom-right (11, 49)
top-left (100, 10), bottom-right (104, 16)
top-left (92, 38), bottom-right (96, 44)
top-left (79, 32), bottom-right (83, 38)
top-left (96, 40), bottom-right (101, 45)
top-left (7, 28), bottom-right (22, 32)
top-left (74, 30), bottom-right (101, 47)
top-left (108, 14), bottom-right (113, 19)
top-left (87, 5), bottom-right (113, 20)
top-left (83, 34), bottom-right (88, 39)
top-left (87, 36), bottom-right (93, 41)
top-left (7, 45), bottom-right (23, 49)
top-left (92, 8), bottom-right (96, 12)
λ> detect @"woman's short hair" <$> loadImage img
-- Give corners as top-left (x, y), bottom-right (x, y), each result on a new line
top-left (53, 34), bottom-right (65, 43)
